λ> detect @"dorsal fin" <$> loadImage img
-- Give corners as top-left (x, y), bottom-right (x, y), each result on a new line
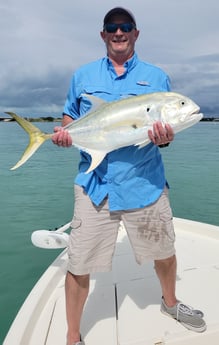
top-left (81, 94), bottom-right (107, 112)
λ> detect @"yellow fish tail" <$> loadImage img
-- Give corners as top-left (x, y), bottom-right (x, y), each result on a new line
top-left (6, 112), bottom-right (52, 170)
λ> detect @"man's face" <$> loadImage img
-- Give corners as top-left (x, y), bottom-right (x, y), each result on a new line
top-left (100, 14), bottom-right (139, 59)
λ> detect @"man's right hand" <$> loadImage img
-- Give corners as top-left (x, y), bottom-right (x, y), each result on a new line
top-left (52, 127), bottom-right (72, 147)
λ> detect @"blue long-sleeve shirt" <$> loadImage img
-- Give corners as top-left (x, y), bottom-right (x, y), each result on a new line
top-left (63, 53), bottom-right (171, 211)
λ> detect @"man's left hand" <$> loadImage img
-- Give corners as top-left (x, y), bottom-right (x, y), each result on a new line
top-left (148, 122), bottom-right (174, 146)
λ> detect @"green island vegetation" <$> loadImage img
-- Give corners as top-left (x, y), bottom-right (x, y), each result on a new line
top-left (0, 117), bottom-right (62, 122)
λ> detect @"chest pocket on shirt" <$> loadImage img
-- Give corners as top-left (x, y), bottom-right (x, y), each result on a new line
top-left (123, 83), bottom-right (165, 97)
top-left (82, 85), bottom-right (151, 102)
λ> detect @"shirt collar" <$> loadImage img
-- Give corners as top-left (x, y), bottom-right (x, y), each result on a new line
top-left (105, 52), bottom-right (138, 75)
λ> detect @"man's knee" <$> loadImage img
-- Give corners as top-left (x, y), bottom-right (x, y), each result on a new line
top-left (154, 254), bottom-right (176, 270)
top-left (66, 271), bottom-right (90, 288)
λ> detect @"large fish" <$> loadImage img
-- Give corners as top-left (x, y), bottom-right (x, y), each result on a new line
top-left (6, 92), bottom-right (203, 173)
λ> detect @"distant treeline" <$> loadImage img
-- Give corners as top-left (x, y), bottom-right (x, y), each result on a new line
top-left (200, 117), bottom-right (219, 122)
top-left (25, 117), bottom-right (63, 122)
top-left (0, 117), bottom-right (62, 122)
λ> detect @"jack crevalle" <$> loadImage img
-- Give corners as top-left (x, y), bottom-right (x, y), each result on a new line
top-left (7, 92), bottom-right (203, 173)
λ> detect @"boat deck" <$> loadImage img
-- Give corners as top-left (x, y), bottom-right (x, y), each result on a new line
top-left (3, 218), bottom-right (219, 345)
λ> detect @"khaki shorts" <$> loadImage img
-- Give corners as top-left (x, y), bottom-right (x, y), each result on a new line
top-left (67, 185), bottom-right (175, 275)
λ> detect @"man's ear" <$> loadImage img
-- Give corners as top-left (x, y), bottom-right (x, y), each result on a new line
top-left (134, 30), bottom-right (140, 41)
top-left (100, 31), bottom-right (106, 42)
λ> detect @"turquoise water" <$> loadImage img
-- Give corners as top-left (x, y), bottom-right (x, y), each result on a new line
top-left (0, 121), bottom-right (219, 342)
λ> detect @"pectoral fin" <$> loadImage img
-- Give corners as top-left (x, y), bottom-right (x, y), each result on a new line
top-left (135, 138), bottom-right (151, 148)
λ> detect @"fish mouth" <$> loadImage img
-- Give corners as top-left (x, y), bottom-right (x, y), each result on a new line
top-left (180, 106), bottom-right (202, 123)
top-left (192, 112), bottom-right (203, 120)
top-left (181, 109), bottom-right (203, 125)
top-left (191, 106), bottom-right (200, 115)
top-left (189, 106), bottom-right (203, 120)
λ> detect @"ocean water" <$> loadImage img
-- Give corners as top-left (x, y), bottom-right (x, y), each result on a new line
top-left (0, 121), bottom-right (219, 342)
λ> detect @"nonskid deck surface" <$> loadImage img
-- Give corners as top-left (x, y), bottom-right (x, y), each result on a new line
top-left (3, 218), bottom-right (219, 345)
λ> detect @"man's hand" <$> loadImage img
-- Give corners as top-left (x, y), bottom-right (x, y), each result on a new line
top-left (52, 127), bottom-right (72, 147)
top-left (148, 122), bottom-right (174, 146)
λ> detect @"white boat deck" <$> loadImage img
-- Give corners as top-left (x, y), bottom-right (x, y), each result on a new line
top-left (3, 218), bottom-right (219, 345)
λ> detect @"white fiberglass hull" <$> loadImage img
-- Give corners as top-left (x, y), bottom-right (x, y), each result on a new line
top-left (3, 218), bottom-right (219, 345)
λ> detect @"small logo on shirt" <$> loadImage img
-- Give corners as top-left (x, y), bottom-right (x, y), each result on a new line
top-left (136, 81), bottom-right (150, 86)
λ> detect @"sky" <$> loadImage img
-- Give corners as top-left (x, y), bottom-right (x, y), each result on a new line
top-left (0, 0), bottom-right (219, 117)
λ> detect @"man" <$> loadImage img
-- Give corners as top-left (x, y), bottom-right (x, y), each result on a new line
top-left (52, 7), bottom-right (206, 345)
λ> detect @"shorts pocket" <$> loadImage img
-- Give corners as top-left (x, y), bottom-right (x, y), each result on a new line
top-left (70, 216), bottom-right (82, 230)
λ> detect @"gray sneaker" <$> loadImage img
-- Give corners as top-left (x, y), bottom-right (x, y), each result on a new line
top-left (161, 297), bottom-right (206, 332)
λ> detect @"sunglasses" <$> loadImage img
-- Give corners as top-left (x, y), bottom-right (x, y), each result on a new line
top-left (104, 23), bottom-right (136, 33)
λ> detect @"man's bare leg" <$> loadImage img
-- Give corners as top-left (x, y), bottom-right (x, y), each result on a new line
top-left (154, 254), bottom-right (177, 307)
top-left (65, 271), bottom-right (89, 345)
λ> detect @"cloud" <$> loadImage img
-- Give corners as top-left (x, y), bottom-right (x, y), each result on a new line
top-left (0, 0), bottom-right (219, 116)
top-left (1, 67), bottom-right (71, 115)
top-left (166, 54), bottom-right (219, 114)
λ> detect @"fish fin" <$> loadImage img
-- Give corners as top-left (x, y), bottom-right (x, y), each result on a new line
top-left (5, 112), bottom-right (52, 170)
top-left (84, 149), bottom-right (106, 174)
top-left (81, 94), bottom-right (107, 112)
top-left (135, 139), bottom-right (151, 149)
